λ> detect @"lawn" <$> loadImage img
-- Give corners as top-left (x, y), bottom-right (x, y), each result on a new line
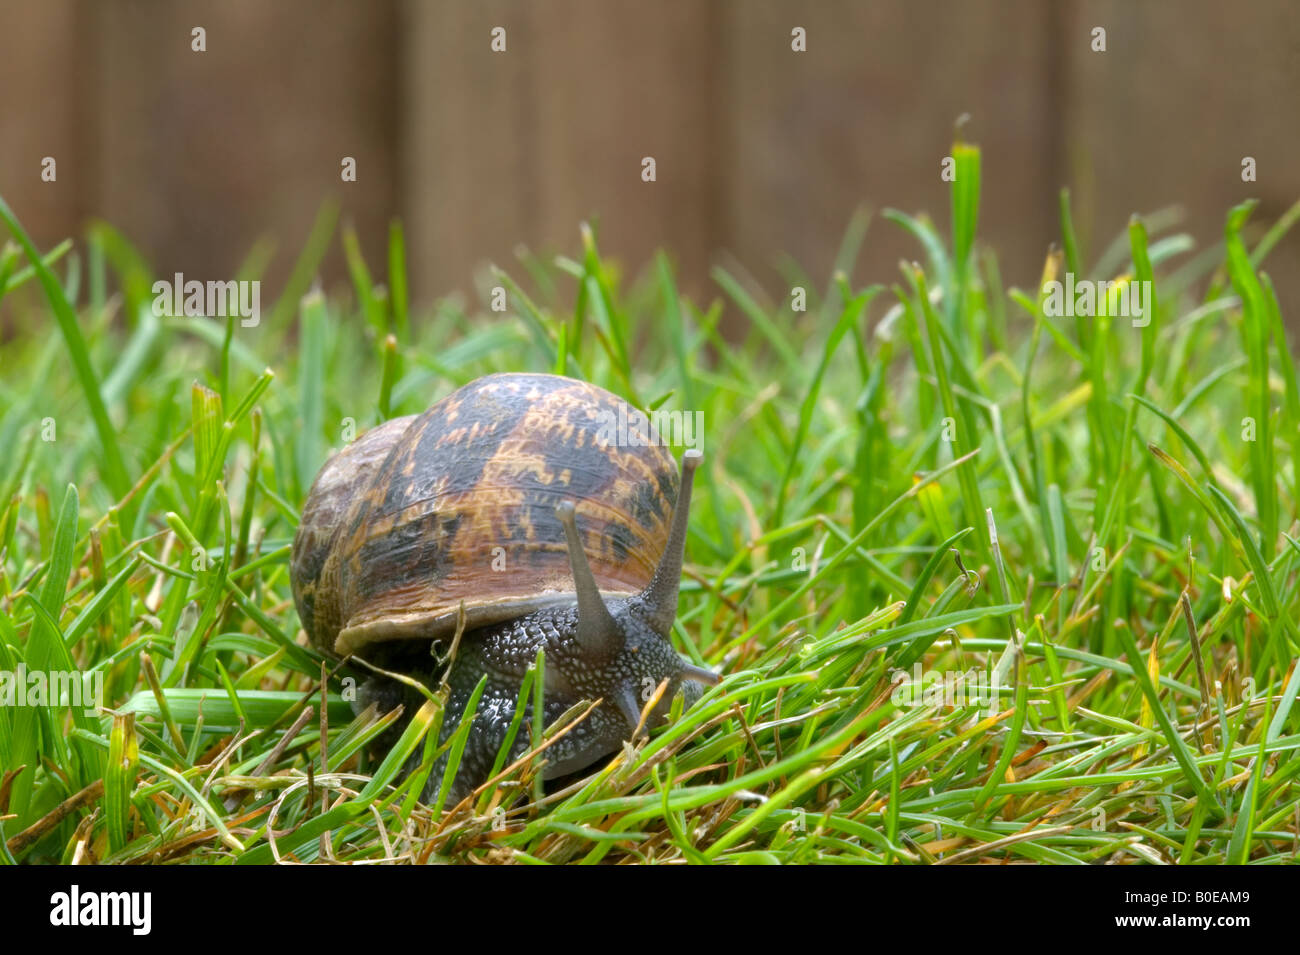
top-left (1, 139), bottom-right (1299, 864)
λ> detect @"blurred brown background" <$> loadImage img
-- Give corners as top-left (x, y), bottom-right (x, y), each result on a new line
top-left (1, 0), bottom-right (1297, 321)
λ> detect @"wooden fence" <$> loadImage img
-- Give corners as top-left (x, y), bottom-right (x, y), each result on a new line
top-left (1, 0), bottom-right (1297, 321)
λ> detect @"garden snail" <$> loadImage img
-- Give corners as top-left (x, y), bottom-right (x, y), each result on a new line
top-left (290, 372), bottom-right (716, 804)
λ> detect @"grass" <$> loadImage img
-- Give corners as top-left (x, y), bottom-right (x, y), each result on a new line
top-left (2, 139), bottom-right (1300, 864)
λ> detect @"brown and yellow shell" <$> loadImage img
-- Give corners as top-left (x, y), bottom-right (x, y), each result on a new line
top-left (290, 373), bottom-right (679, 658)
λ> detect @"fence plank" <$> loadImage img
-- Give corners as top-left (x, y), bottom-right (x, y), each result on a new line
top-left (0, 0), bottom-right (85, 251)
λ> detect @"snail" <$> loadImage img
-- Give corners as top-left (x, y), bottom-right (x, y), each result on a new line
top-left (290, 372), bottom-right (715, 804)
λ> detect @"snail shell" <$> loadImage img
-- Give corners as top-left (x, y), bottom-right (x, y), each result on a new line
top-left (291, 372), bottom-right (678, 658)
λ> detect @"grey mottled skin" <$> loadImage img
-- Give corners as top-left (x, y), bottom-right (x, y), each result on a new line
top-left (428, 598), bottom-right (703, 804)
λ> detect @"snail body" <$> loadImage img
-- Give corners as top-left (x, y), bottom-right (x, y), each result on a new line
top-left (290, 373), bottom-right (713, 803)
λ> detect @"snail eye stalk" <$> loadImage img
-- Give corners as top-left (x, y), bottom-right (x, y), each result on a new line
top-left (640, 449), bottom-right (703, 637)
top-left (556, 500), bottom-right (622, 657)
